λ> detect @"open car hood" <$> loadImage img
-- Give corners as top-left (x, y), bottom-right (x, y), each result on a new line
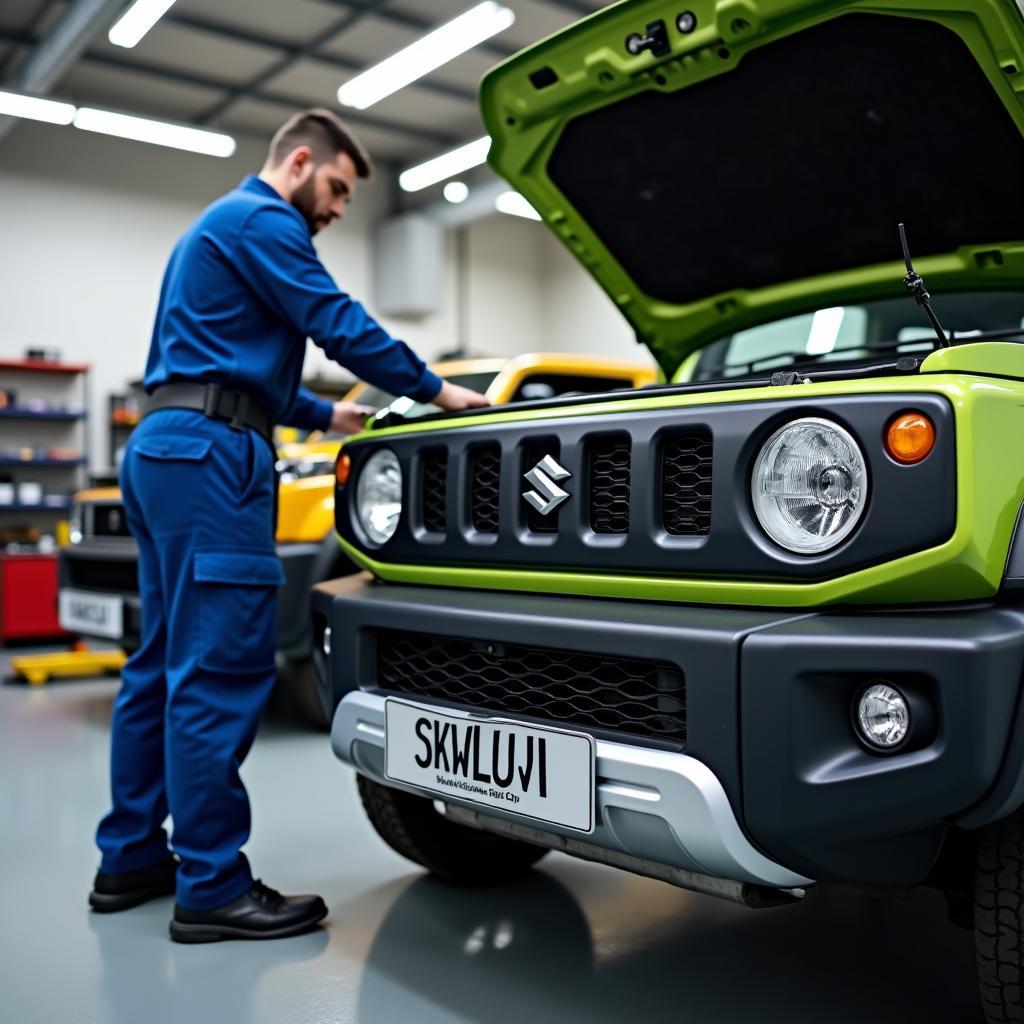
top-left (480, 0), bottom-right (1024, 376)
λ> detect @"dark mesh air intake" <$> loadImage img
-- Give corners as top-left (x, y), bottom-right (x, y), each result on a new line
top-left (470, 445), bottom-right (501, 534)
top-left (377, 630), bottom-right (687, 744)
top-left (588, 435), bottom-right (631, 534)
top-left (662, 431), bottom-right (713, 536)
top-left (421, 449), bottom-right (447, 534)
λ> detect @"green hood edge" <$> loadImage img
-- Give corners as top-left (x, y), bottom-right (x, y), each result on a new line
top-left (479, 0), bottom-right (1024, 377)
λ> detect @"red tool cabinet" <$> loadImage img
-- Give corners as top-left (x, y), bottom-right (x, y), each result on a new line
top-left (0, 553), bottom-right (65, 642)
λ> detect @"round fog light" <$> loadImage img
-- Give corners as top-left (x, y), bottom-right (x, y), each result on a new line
top-left (856, 683), bottom-right (910, 750)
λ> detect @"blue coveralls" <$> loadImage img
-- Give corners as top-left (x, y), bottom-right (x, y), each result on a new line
top-left (96, 176), bottom-right (443, 910)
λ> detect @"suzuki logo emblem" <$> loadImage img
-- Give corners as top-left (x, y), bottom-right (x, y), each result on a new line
top-left (523, 455), bottom-right (571, 516)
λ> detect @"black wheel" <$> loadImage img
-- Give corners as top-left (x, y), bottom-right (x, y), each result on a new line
top-left (357, 775), bottom-right (548, 884)
top-left (277, 657), bottom-right (329, 729)
top-left (975, 806), bottom-right (1024, 1022)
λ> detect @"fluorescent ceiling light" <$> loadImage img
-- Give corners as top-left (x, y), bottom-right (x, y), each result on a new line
top-left (338, 2), bottom-right (514, 110)
top-left (806, 306), bottom-right (845, 355)
top-left (0, 89), bottom-right (76, 125)
top-left (73, 108), bottom-right (236, 157)
top-left (399, 136), bottom-right (490, 192)
top-left (108, 0), bottom-right (177, 48)
top-left (443, 181), bottom-right (469, 204)
top-left (495, 191), bottom-right (541, 221)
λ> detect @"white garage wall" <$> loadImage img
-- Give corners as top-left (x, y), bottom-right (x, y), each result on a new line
top-left (0, 121), bottom-right (652, 468)
top-left (538, 231), bottom-right (654, 365)
top-left (0, 124), bottom-right (536, 465)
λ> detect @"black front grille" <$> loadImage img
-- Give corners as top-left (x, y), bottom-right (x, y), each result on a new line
top-left (421, 449), bottom-right (447, 534)
top-left (377, 630), bottom-right (686, 744)
top-left (91, 504), bottom-right (132, 539)
top-left (662, 431), bottom-right (713, 536)
top-left (589, 435), bottom-right (631, 534)
top-left (470, 445), bottom-right (500, 534)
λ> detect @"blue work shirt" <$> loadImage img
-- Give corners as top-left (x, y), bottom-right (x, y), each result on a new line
top-left (143, 175), bottom-right (443, 430)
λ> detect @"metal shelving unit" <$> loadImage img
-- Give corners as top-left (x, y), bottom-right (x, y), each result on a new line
top-left (0, 358), bottom-right (90, 524)
top-left (0, 358), bottom-right (91, 641)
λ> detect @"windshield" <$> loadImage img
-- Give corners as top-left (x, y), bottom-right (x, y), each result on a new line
top-left (690, 291), bottom-right (1024, 381)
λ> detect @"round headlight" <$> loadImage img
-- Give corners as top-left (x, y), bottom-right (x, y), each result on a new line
top-left (752, 417), bottom-right (867, 554)
top-left (856, 683), bottom-right (910, 750)
top-left (355, 449), bottom-right (402, 546)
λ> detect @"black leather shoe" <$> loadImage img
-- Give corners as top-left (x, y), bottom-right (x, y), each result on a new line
top-left (89, 857), bottom-right (178, 913)
top-left (169, 880), bottom-right (328, 943)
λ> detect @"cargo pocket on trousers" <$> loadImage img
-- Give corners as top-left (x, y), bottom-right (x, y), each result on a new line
top-left (134, 435), bottom-right (213, 462)
top-left (193, 550), bottom-right (286, 674)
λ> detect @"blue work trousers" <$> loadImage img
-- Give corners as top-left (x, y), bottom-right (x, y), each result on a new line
top-left (95, 409), bottom-right (284, 909)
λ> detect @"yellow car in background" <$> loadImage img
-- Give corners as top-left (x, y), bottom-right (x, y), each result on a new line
top-left (59, 353), bottom-right (655, 724)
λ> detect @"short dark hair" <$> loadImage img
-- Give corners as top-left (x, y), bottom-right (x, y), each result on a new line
top-left (268, 108), bottom-right (373, 179)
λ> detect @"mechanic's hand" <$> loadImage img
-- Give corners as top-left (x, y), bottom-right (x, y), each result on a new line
top-left (329, 401), bottom-right (377, 435)
top-left (433, 380), bottom-right (491, 412)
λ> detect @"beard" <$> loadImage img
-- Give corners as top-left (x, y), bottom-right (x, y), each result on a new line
top-left (291, 175), bottom-right (322, 235)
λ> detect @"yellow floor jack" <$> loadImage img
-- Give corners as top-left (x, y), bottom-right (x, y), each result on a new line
top-left (10, 642), bottom-right (126, 685)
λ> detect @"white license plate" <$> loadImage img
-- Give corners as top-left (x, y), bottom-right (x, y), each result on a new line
top-left (58, 589), bottom-right (124, 639)
top-left (385, 699), bottom-right (595, 833)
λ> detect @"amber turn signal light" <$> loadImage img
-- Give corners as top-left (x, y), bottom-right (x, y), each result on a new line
top-left (336, 452), bottom-right (351, 487)
top-left (886, 412), bottom-right (935, 464)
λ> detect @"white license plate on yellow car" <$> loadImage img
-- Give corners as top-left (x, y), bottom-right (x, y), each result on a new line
top-left (385, 698), bottom-right (595, 833)
top-left (58, 589), bottom-right (124, 639)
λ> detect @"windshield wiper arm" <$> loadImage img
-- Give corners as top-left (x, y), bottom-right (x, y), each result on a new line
top-left (899, 222), bottom-right (950, 349)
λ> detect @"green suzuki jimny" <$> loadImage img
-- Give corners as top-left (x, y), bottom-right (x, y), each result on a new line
top-left (313, 0), bottom-right (1024, 1016)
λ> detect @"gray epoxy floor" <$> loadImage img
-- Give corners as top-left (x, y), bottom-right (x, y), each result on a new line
top-left (1, 646), bottom-right (984, 1024)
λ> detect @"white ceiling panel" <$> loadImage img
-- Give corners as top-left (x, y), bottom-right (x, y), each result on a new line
top-left (224, 95), bottom-right (416, 162)
top-left (89, 23), bottom-right (281, 86)
top-left (2, 0), bottom-right (617, 166)
top-left (262, 58), bottom-right (356, 110)
top-left (497, 0), bottom-right (595, 49)
top-left (0, 0), bottom-right (52, 32)
top-left (426, 49), bottom-right (499, 92)
top-left (62, 63), bottom-right (224, 122)
top-left (369, 83), bottom-right (483, 137)
top-left (173, 0), bottom-right (344, 47)
top-left (381, 0), bottom-right (605, 50)
top-left (321, 15), bottom-right (443, 68)
top-left (269, 56), bottom-right (478, 123)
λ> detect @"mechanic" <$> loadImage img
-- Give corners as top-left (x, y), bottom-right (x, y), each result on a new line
top-left (87, 108), bottom-right (489, 943)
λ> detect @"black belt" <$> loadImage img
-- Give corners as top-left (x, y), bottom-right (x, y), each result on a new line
top-left (144, 383), bottom-right (273, 443)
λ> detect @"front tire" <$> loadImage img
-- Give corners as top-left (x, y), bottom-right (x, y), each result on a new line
top-left (975, 807), bottom-right (1024, 1022)
top-left (357, 776), bottom-right (547, 884)
top-left (277, 657), bottom-right (329, 729)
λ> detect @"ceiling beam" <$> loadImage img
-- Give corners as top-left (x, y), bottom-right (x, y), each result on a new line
top-left (166, 11), bottom-right (477, 105)
top-left (0, 0), bottom-right (128, 145)
top-left (0, 26), bottom-right (465, 148)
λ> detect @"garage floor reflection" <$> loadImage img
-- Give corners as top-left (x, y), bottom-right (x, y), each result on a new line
top-left (1, 657), bottom-right (984, 1024)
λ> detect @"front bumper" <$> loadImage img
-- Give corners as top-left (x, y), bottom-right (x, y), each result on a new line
top-left (312, 575), bottom-right (1024, 886)
top-left (335, 688), bottom-right (810, 889)
top-left (58, 540), bottom-right (321, 656)
top-left (59, 543), bottom-right (142, 646)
